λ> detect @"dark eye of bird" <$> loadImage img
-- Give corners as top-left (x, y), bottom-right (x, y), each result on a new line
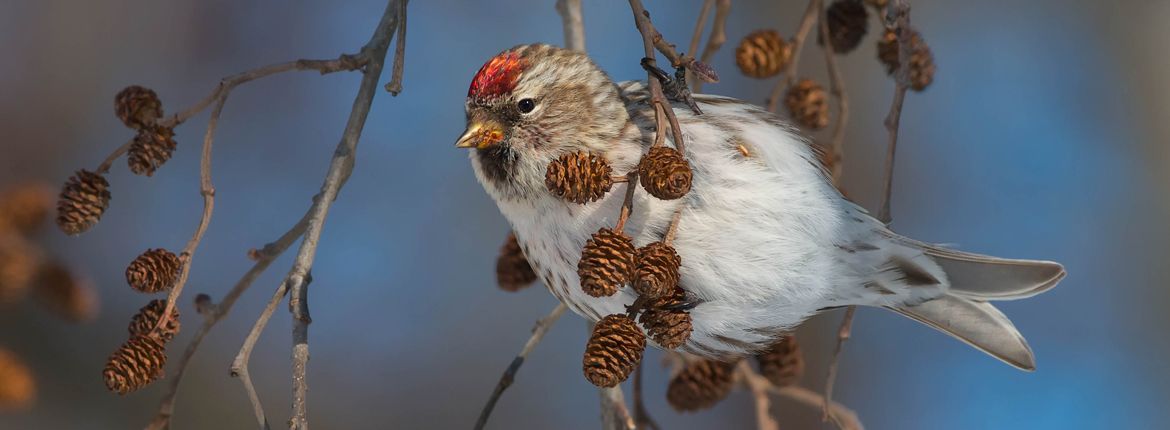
top-left (517, 98), bottom-right (536, 113)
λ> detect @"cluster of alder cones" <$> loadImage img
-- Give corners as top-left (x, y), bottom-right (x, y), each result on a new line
top-left (52, 85), bottom-right (189, 395)
top-left (0, 184), bottom-right (98, 410)
top-left (734, 0), bottom-right (936, 130)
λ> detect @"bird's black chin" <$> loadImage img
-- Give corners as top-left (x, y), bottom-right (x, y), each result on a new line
top-left (475, 143), bottom-right (519, 188)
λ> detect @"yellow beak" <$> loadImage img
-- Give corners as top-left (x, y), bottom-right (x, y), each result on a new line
top-left (454, 121), bottom-right (505, 149)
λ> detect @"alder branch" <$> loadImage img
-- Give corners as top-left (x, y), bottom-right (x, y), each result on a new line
top-left (766, 0), bottom-right (820, 112)
top-left (879, 0), bottom-right (911, 224)
top-left (555, 0), bottom-right (586, 52)
top-left (737, 362), bottom-right (780, 430)
top-left (632, 363), bottom-right (660, 430)
top-left (473, 303), bottom-right (568, 430)
top-left (772, 384), bottom-right (864, 430)
top-left (817, 0), bottom-right (849, 186)
top-left (599, 384), bottom-right (637, 430)
top-left (283, 1), bottom-right (406, 428)
top-left (822, 305), bottom-right (855, 424)
top-left (231, 277), bottom-right (297, 430)
top-left (692, 0), bottom-right (731, 93)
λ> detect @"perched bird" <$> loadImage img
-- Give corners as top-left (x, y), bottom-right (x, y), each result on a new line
top-left (456, 44), bottom-right (1065, 370)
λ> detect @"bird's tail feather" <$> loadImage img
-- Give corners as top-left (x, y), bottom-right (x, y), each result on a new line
top-left (888, 295), bottom-right (1037, 370)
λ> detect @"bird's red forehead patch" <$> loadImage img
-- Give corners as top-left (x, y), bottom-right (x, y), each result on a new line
top-left (468, 52), bottom-right (526, 99)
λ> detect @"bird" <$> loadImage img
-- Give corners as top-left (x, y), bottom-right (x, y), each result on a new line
top-left (455, 44), bottom-right (1065, 370)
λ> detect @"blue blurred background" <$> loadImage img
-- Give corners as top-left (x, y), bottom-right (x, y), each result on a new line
top-left (1, 0), bottom-right (1167, 428)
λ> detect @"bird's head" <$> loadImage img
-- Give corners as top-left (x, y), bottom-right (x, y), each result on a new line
top-left (456, 44), bottom-right (630, 200)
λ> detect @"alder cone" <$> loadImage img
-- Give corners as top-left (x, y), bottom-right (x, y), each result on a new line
top-left (666, 359), bottom-right (738, 412)
top-left (638, 287), bottom-right (693, 349)
top-left (0, 236), bottom-right (40, 305)
top-left (115, 85), bottom-right (163, 130)
top-left (128, 126), bottom-right (178, 176)
top-left (784, 79), bottom-right (830, 130)
top-left (125, 249), bottom-right (182, 294)
top-left (577, 228), bottom-right (635, 298)
top-left (33, 261), bottom-right (98, 323)
top-left (0, 348), bottom-right (35, 410)
top-left (128, 299), bottom-right (181, 342)
top-left (735, 30), bottom-right (792, 79)
top-left (496, 232), bottom-right (537, 292)
top-left (877, 28), bottom-right (936, 91)
top-left (0, 183), bottom-right (54, 235)
top-left (544, 151), bottom-right (614, 204)
top-left (632, 241), bottom-right (681, 298)
top-left (582, 314), bottom-right (646, 387)
top-left (103, 336), bottom-right (167, 395)
top-left (638, 147), bottom-right (692, 200)
top-left (756, 335), bottom-right (804, 387)
top-left (55, 170), bottom-right (111, 236)
top-left (824, 0), bottom-right (869, 54)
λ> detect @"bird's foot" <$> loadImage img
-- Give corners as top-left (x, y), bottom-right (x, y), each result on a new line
top-left (640, 57), bottom-right (703, 115)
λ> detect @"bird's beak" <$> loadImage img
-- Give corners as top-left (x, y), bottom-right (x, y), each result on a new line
top-left (455, 121), bottom-right (505, 149)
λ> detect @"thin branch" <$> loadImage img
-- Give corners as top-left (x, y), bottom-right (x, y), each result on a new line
top-left (817, 0), bottom-right (849, 186)
top-left (95, 138), bottom-right (133, 174)
top-left (384, 0), bottom-right (409, 96)
top-left (283, 1), bottom-right (405, 428)
top-left (694, 0), bottom-right (731, 93)
top-left (629, 0), bottom-right (688, 156)
top-left (737, 362), bottom-right (779, 430)
top-left (766, 0), bottom-right (820, 112)
top-left (632, 363), bottom-right (660, 430)
top-left (599, 385), bottom-right (637, 430)
top-left (230, 279), bottom-right (294, 430)
top-left (555, 0), bottom-right (586, 52)
top-left (878, 0), bottom-right (911, 224)
top-left (822, 305), bottom-right (855, 423)
top-left (473, 303), bottom-right (568, 430)
top-left (146, 209), bottom-right (313, 430)
top-left (772, 385), bottom-right (864, 430)
top-left (686, 0), bottom-right (716, 66)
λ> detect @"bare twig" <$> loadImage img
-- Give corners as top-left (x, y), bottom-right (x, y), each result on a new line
top-left (879, 0), bottom-right (911, 224)
top-left (737, 362), bottom-right (780, 430)
top-left (693, 0), bottom-right (731, 93)
top-left (95, 139), bottom-right (134, 174)
top-left (231, 279), bottom-right (295, 430)
top-left (766, 0), bottom-right (821, 112)
top-left (384, 0), bottom-right (409, 96)
top-left (282, 2), bottom-right (405, 428)
top-left (628, 0), bottom-right (688, 155)
top-left (686, 0), bottom-right (717, 92)
top-left (614, 171), bottom-right (638, 233)
top-left (772, 384), bottom-right (864, 430)
top-left (599, 385), bottom-right (637, 430)
top-left (632, 363), bottom-right (660, 430)
top-left (555, 0), bottom-right (586, 52)
top-left (817, 0), bottom-right (849, 186)
top-left (822, 305), bottom-right (855, 423)
top-left (473, 304), bottom-right (568, 430)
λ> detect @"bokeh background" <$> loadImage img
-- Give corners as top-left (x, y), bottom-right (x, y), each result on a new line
top-left (1, 0), bottom-right (1168, 428)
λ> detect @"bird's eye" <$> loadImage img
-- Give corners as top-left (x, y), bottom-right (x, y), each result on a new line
top-left (517, 98), bottom-right (536, 114)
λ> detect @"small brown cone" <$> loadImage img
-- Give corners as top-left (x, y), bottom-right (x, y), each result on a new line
top-left (125, 249), bottom-right (182, 294)
top-left (545, 151), bottom-right (614, 204)
top-left (877, 28), bottom-right (936, 91)
top-left (638, 287), bottom-right (693, 349)
top-left (0, 183), bottom-right (54, 236)
top-left (496, 232), bottom-right (537, 292)
top-left (0, 236), bottom-right (41, 305)
top-left (33, 261), bottom-right (99, 322)
top-left (577, 228), bottom-right (636, 297)
top-left (115, 85), bottom-right (163, 130)
top-left (823, 0), bottom-right (869, 54)
top-left (784, 79), bottom-right (830, 130)
top-left (756, 335), bottom-right (804, 387)
top-left (638, 147), bottom-right (692, 200)
top-left (666, 358), bottom-right (738, 412)
top-left (128, 299), bottom-right (181, 342)
top-left (735, 30), bottom-right (792, 79)
top-left (632, 241), bottom-right (680, 298)
top-left (103, 335), bottom-right (167, 395)
top-left (128, 126), bottom-right (178, 176)
top-left (582, 314), bottom-right (646, 387)
top-left (55, 170), bottom-right (111, 236)
top-left (0, 348), bottom-right (35, 411)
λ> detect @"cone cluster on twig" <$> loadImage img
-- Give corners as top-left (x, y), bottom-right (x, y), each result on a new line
top-left (877, 28), bottom-right (935, 91)
top-left (545, 151), bottom-right (614, 204)
top-left (102, 335), bottom-right (167, 395)
top-left (125, 248), bottom-right (182, 294)
top-left (666, 358), bottom-right (739, 412)
top-left (115, 85), bottom-right (164, 130)
top-left (755, 335), bottom-right (804, 387)
top-left (128, 299), bottom-right (181, 342)
top-left (785, 79), bottom-right (830, 130)
top-left (128, 125), bottom-right (178, 177)
top-left (638, 287), bottom-right (693, 349)
top-left (582, 314), bottom-right (646, 387)
top-left (638, 147), bottom-right (692, 201)
top-left (823, 0), bottom-right (869, 54)
top-left (55, 170), bottom-right (111, 236)
top-left (577, 228), bottom-right (636, 298)
top-left (496, 232), bottom-right (537, 292)
top-left (0, 348), bottom-right (35, 411)
top-left (735, 30), bottom-right (792, 79)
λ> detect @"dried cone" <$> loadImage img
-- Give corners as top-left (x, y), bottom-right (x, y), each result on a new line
top-left (0, 236), bottom-right (41, 305)
top-left (577, 228), bottom-right (636, 298)
top-left (784, 79), bottom-right (830, 130)
top-left (125, 249), bottom-right (182, 294)
top-left (638, 287), bottom-right (693, 349)
top-left (632, 241), bottom-right (680, 298)
top-left (824, 0), bottom-right (869, 54)
top-left (115, 85), bottom-right (163, 130)
top-left (735, 30), bottom-right (792, 79)
top-left (103, 335), bottom-right (167, 395)
top-left (638, 147), bottom-right (693, 200)
top-left (33, 261), bottom-right (98, 322)
top-left (0, 349), bottom-right (35, 411)
top-left (55, 170), bottom-right (111, 236)
top-left (128, 126), bottom-right (178, 176)
top-left (582, 314), bottom-right (646, 387)
top-left (544, 151), bottom-right (614, 204)
top-left (666, 359), bottom-right (738, 412)
top-left (128, 299), bottom-right (180, 342)
top-left (0, 184), bottom-right (54, 235)
top-left (756, 335), bottom-right (804, 387)
top-left (877, 28), bottom-right (936, 91)
top-left (496, 232), bottom-right (537, 292)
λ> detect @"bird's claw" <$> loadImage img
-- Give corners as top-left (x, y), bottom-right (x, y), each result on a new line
top-left (640, 57), bottom-right (703, 115)
top-left (662, 291), bottom-right (704, 312)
